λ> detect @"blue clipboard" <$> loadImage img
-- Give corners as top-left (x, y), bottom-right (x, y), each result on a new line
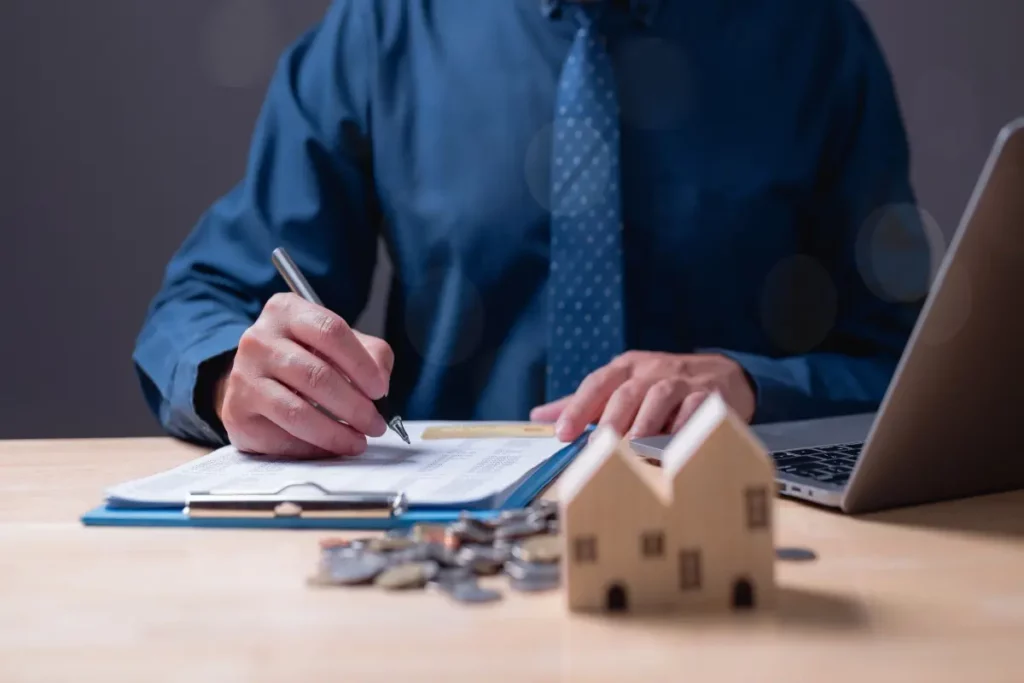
top-left (80, 434), bottom-right (586, 531)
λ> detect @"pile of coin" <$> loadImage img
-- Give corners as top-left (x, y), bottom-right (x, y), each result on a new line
top-left (307, 499), bottom-right (562, 604)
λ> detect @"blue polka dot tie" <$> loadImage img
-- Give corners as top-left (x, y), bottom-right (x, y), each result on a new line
top-left (546, 17), bottom-right (626, 402)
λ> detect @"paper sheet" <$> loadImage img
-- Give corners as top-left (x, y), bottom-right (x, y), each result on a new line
top-left (105, 422), bottom-right (567, 507)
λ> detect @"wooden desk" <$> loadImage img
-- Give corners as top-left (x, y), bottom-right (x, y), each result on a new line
top-left (2, 438), bottom-right (1023, 683)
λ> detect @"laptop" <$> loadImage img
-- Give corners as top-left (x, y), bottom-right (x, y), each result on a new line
top-left (632, 118), bottom-right (1024, 514)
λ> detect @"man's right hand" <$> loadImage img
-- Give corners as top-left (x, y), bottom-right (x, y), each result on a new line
top-left (214, 293), bottom-right (394, 459)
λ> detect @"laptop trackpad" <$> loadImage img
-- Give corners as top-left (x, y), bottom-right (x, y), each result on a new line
top-left (630, 412), bottom-right (876, 460)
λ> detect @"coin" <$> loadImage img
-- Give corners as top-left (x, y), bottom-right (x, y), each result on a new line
top-left (514, 535), bottom-right (561, 564)
top-left (389, 542), bottom-right (434, 565)
top-left (324, 551), bottom-right (389, 585)
top-left (375, 561), bottom-right (439, 590)
top-left (456, 544), bottom-right (506, 575)
top-left (503, 559), bottom-right (560, 582)
top-left (529, 499), bottom-right (559, 518)
top-left (320, 544), bottom-right (367, 569)
top-left (367, 536), bottom-right (417, 552)
top-left (776, 547), bottom-right (817, 562)
top-left (494, 518), bottom-right (548, 541)
top-left (427, 542), bottom-right (460, 567)
top-left (430, 566), bottom-right (474, 586)
top-left (450, 518), bottom-right (494, 545)
top-left (498, 508), bottom-right (532, 523)
top-left (433, 578), bottom-right (502, 604)
top-left (509, 574), bottom-right (560, 593)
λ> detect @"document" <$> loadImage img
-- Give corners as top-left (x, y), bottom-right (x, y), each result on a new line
top-left (105, 421), bottom-right (568, 508)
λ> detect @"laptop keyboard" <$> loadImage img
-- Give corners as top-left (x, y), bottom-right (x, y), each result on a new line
top-left (770, 442), bottom-right (863, 487)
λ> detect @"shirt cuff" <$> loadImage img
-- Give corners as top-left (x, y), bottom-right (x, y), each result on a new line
top-left (698, 348), bottom-right (802, 425)
top-left (167, 323), bottom-right (249, 445)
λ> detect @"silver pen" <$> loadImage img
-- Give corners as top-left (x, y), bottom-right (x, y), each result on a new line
top-left (271, 247), bottom-right (410, 444)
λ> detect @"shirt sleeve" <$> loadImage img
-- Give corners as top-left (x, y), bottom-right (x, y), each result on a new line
top-left (133, 0), bottom-right (380, 445)
top-left (705, 3), bottom-right (932, 424)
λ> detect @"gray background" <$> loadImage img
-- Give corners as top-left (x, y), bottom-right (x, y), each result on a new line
top-left (1, 0), bottom-right (1022, 439)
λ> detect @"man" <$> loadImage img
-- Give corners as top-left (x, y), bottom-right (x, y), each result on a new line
top-left (134, 0), bottom-right (929, 458)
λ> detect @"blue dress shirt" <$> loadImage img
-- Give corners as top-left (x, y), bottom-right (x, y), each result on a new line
top-left (134, 0), bottom-right (930, 445)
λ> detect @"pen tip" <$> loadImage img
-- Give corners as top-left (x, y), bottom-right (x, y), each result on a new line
top-left (391, 419), bottom-right (411, 445)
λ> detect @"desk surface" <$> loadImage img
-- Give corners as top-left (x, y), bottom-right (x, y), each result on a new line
top-left (2, 438), bottom-right (1023, 682)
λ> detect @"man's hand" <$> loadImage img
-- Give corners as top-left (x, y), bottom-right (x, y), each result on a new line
top-left (214, 293), bottom-right (394, 459)
top-left (530, 351), bottom-right (756, 442)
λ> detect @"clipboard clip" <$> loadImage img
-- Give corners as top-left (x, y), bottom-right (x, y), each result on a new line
top-left (184, 482), bottom-right (408, 520)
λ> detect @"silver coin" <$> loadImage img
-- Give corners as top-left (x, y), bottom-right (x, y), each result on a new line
top-left (776, 547), bottom-right (817, 562)
top-left (526, 511), bottom-right (549, 527)
top-left (367, 535), bottom-right (416, 553)
top-left (509, 574), bottom-right (560, 593)
top-left (482, 516), bottom-right (504, 529)
top-left (430, 566), bottom-right (474, 586)
top-left (375, 560), bottom-right (440, 590)
top-left (325, 552), bottom-right (389, 585)
top-left (494, 518), bottom-right (548, 541)
top-left (427, 542), bottom-right (460, 567)
top-left (434, 579), bottom-right (502, 604)
top-left (320, 544), bottom-right (367, 569)
top-left (504, 558), bottom-right (560, 582)
top-left (450, 519), bottom-right (494, 545)
top-left (513, 535), bottom-right (561, 564)
top-left (498, 508), bottom-right (532, 523)
top-left (529, 499), bottom-right (559, 518)
top-left (456, 544), bottom-right (506, 575)
top-left (389, 542), bottom-right (437, 565)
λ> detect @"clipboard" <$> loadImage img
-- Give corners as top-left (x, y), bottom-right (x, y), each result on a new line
top-left (80, 434), bottom-right (586, 530)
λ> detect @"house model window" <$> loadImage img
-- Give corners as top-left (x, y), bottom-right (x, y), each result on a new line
top-left (745, 486), bottom-right (769, 529)
top-left (641, 531), bottom-right (665, 558)
top-left (678, 549), bottom-right (702, 590)
top-left (574, 535), bottom-right (597, 563)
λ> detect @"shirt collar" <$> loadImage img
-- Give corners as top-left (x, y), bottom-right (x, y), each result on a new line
top-left (541, 0), bottom-right (662, 27)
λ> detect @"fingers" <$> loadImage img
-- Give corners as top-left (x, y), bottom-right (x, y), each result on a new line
top-left (268, 294), bottom-right (388, 400)
top-left (529, 395), bottom-right (572, 423)
top-left (231, 415), bottom-right (337, 460)
top-left (629, 378), bottom-right (690, 438)
top-left (249, 376), bottom-right (369, 456)
top-left (554, 364), bottom-right (631, 441)
top-left (670, 390), bottom-right (710, 433)
top-left (598, 379), bottom-right (649, 436)
top-left (219, 295), bottom-right (399, 459)
top-left (269, 338), bottom-right (387, 437)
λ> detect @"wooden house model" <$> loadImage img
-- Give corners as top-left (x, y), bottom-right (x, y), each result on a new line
top-left (557, 392), bottom-right (776, 613)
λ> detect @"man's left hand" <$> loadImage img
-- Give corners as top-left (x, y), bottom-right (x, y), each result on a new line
top-left (530, 351), bottom-right (756, 442)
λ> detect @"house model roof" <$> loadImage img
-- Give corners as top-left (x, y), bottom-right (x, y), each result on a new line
top-left (558, 392), bottom-right (770, 506)
top-left (557, 425), bottom-right (669, 504)
top-left (660, 391), bottom-right (756, 479)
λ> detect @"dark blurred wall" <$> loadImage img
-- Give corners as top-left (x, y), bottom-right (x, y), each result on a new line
top-left (0, 0), bottom-right (336, 438)
top-left (0, 0), bottom-right (1022, 439)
